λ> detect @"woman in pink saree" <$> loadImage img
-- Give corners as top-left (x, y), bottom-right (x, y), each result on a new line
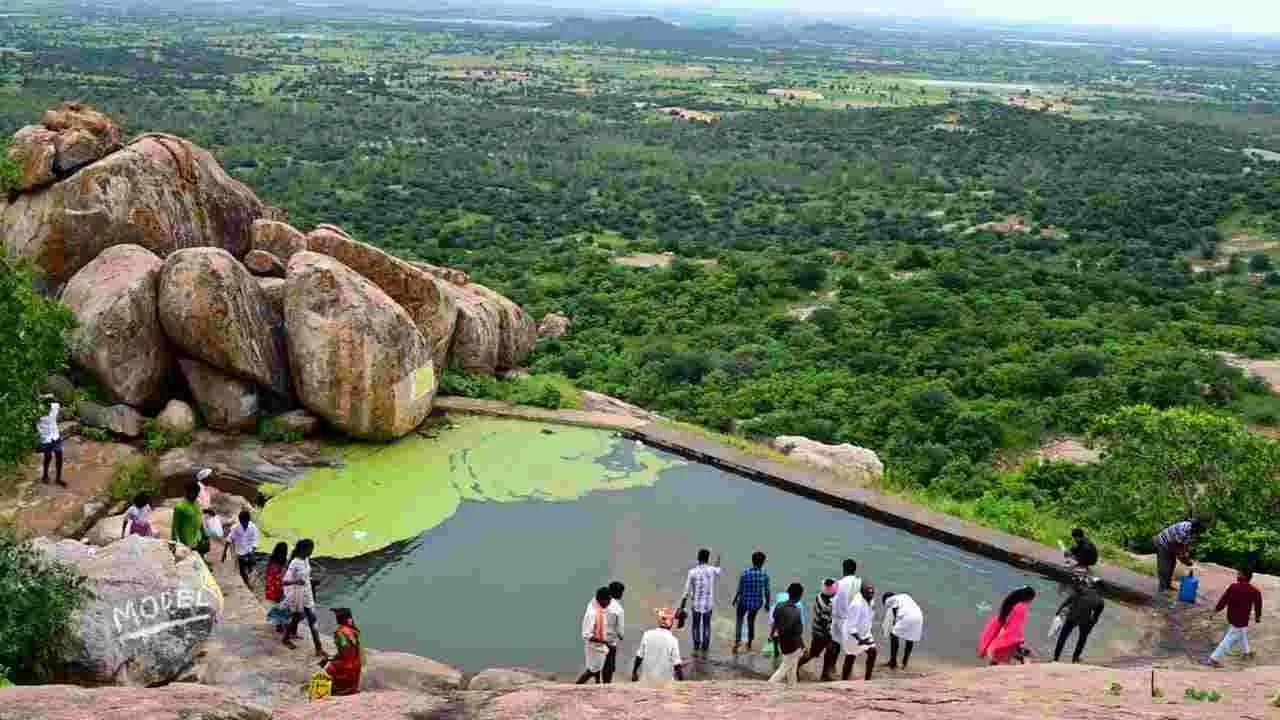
top-left (978, 586), bottom-right (1037, 664)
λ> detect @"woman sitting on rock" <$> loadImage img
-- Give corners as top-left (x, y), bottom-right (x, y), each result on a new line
top-left (978, 586), bottom-right (1036, 665)
top-left (121, 493), bottom-right (154, 538)
top-left (325, 607), bottom-right (363, 696)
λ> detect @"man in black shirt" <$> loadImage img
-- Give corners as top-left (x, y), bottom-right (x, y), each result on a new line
top-left (1054, 576), bottom-right (1105, 663)
top-left (768, 583), bottom-right (805, 685)
top-left (1066, 528), bottom-right (1099, 575)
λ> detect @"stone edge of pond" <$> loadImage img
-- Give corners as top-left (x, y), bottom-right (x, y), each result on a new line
top-left (433, 396), bottom-right (1153, 605)
top-left (630, 422), bottom-right (1155, 605)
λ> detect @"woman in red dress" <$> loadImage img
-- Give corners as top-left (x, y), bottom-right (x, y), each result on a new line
top-left (264, 542), bottom-right (290, 634)
top-left (326, 607), bottom-right (363, 696)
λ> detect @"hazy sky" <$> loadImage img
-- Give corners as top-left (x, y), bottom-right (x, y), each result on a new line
top-left (707, 0), bottom-right (1280, 33)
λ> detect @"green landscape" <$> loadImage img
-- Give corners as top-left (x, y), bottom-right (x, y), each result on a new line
top-left (3, 0), bottom-right (1280, 582)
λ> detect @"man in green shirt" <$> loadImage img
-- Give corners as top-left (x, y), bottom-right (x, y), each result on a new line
top-left (171, 481), bottom-right (207, 556)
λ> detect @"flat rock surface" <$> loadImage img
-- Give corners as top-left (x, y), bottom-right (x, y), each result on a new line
top-left (0, 684), bottom-right (269, 720)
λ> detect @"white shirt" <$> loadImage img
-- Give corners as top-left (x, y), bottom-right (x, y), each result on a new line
top-left (581, 600), bottom-right (624, 645)
top-left (37, 403), bottom-right (60, 444)
top-left (227, 521), bottom-right (260, 557)
top-left (845, 594), bottom-right (875, 643)
top-left (830, 574), bottom-right (862, 639)
top-left (609, 599), bottom-right (625, 642)
top-left (883, 594), bottom-right (924, 642)
top-left (683, 563), bottom-right (722, 613)
top-left (635, 628), bottom-right (682, 683)
top-left (284, 557), bottom-right (314, 611)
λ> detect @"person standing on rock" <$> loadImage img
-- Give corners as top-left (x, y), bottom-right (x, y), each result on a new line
top-left (1203, 568), bottom-right (1263, 668)
top-left (978, 586), bottom-right (1036, 665)
top-left (732, 551), bottom-right (771, 654)
top-left (121, 492), bottom-right (154, 538)
top-left (633, 608), bottom-right (685, 685)
top-left (602, 581), bottom-right (626, 684)
top-left (578, 586), bottom-right (620, 684)
top-left (35, 395), bottom-right (64, 486)
top-left (265, 542), bottom-right (291, 635)
top-left (841, 582), bottom-right (878, 681)
top-left (798, 578), bottom-right (838, 680)
top-left (171, 481), bottom-right (208, 557)
top-left (222, 509), bottom-right (260, 588)
top-left (881, 591), bottom-right (924, 671)
top-left (827, 558), bottom-right (861, 669)
top-left (1154, 519), bottom-right (1204, 593)
top-left (681, 548), bottom-right (721, 655)
top-left (283, 538), bottom-right (325, 657)
top-left (1064, 528), bottom-right (1098, 576)
top-left (769, 583), bottom-right (806, 685)
top-left (1053, 576), bottom-right (1104, 664)
top-left (325, 607), bottom-right (363, 695)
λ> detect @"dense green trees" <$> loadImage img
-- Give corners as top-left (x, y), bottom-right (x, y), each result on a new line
top-left (0, 528), bottom-right (91, 683)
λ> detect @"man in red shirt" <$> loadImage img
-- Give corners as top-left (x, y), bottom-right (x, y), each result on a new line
top-left (1203, 568), bottom-right (1263, 667)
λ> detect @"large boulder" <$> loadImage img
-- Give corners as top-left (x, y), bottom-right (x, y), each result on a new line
top-left (285, 252), bottom-right (436, 439)
top-left (77, 401), bottom-right (145, 438)
top-left (442, 282), bottom-right (501, 375)
top-left (42, 102), bottom-right (125, 173)
top-left (305, 227), bottom-right (456, 369)
top-left (466, 282), bottom-right (537, 370)
top-left (362, 650), bottom-right (464, 692)
top-left (179, 357), bottom-right (259, 433)
top-left (249, 218), bottom-right (306, 260)
top-left (467, 667), bottom-right (549, 691)
top-left (154, 399), bottom-right (197, 435)
top-left (32, 536), bottom-right (224, 687)
top-left (61, 244), bottom-right (171, 406)
top-left (772, 435), bottom-right (884, 486)
top-left (159, 248), bottom-right (289, 396)
top-left (242, 249), bottom-right (285, 278)
top-left (7, 125), bottom-right (59, 190)
top-left (0, 684), bottom-right (268, 720)
top-left (2, 132), bottom-right (263, 286)
top-left (537, 312), bottom-right (571, 338)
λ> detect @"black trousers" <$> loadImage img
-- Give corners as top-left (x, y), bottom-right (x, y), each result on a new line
top-left (797, 633), bottom-right (837, 679)
top-left (602, 645), bottom-right (618, 683)
top-left (1054, 619), bottom-right (1096, 662)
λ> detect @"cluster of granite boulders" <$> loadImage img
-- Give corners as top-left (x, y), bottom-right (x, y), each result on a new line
top-left (4, 104), bottom-right (537, 440)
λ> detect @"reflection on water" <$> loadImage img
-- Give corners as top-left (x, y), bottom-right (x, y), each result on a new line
top-left (314, 439), bottom-right (1150, 674)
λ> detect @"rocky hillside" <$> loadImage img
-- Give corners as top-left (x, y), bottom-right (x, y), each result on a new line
top-left (2, 103), bottom-right (535, 439)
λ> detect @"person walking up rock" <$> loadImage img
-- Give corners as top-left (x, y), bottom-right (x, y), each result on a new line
top-left (1204, 568), bottom-right (1263, 668)
top-left (1053, 577), bottom-right (1104, 663)
top-left (35, 396), bottom-right (64, 486)
top-left (681, 548), bottom-right (721, 655)
top-left (798, 578), bottom-right (838, 680)
top-left (768, 583), bottom-right (805, 685)
top-left (733, 551), bottom-right (770, 654)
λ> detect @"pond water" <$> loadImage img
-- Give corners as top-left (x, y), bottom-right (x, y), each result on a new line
top-left (273, 418), bottom-right (1150, 675)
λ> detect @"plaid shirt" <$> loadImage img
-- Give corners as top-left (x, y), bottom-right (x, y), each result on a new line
top-left (1156, 521), bottom-right (1192, 549)
top-left (684, 563), bottom-right (721, 613)
top-left (736, 567), bottom-right (770, 611)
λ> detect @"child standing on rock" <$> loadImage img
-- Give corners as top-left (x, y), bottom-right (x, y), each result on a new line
top-left (1204, 568), bottom-right (1263, 667)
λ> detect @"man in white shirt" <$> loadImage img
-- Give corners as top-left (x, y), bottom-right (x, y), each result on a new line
top-left (578, 586), bottom-right (623, 684)
top-left (602, 581), bottom-right (626, 683)
top-left (681, 548), bottom-right (721, 654)
top-left (827, 558), bottom-right (861, 667)
top-left (633, 608), bottom-right (685, 685)
top-left (36, 397), bottom-right (64, 486)
top-left (841, 582), bottom-right (878, 681)
top-left (222, 510), bottom-right (260, 588)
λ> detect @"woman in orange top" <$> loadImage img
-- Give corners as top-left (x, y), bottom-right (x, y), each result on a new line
top-left (326, 607), bottom-right (362, 695)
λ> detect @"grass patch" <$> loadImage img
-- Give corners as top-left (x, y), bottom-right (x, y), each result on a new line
top-left (79, 426), bottom-right (112, 443)
top-left (439, 370), bottom-right (582, 410)
top-left (107, 458), bottom-right (158, 503)
top-left (142, 420), bottom-right (192, 453)
top-left (257, 416), bottom-right (304, 444)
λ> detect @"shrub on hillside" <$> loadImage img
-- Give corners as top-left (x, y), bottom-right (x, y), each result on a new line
top-left (0, 528), bottom-right (91, 683)
top-left (108, 457), bottom-right (157, 503)
top-left (0, 138), bottom-right (21, 193)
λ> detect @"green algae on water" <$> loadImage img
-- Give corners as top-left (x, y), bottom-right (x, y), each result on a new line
top-left (258, 417), bottom-right (676, 558)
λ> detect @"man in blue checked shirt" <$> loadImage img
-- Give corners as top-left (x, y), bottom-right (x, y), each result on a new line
top-left (732, 550), bottom-right (771, 654)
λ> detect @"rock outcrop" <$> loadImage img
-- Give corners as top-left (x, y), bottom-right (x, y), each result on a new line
top-left (285, 252), bottom-right (436, 438)
top-left (159, 248), bottom-right (289, 396)
top-left (61, 244), bottom-right (171, 407)
top-left (76, 401), bottom-right (145, 438)
top-left (537, 312), bottom-right (571, 338)
top-left (33, 536), bottom-right (224, 687)
top-left (154, 399), bottom-right (196, 435)
top-left (243, 249), bottom-right (285, 278)
top-left (305, 227), bottom-right (456, 369)
top-left (179, 357), bottom-right (260, 433)
top-left (2, 131), bottom-right (263, 286)
top-left (773, 435), bottom-right (884, 486)
top-left (444, 281), bottom-right (502, 374)
top-left (467, 667), bottom-right (548, 691)
top-left (265, 409), bottom-right (321, 437)
top-left (0, 684), bottom-right (269, 720)
top-left (5, 103), bottom-right (123, 191)
top-left (469, 282), bottom-right (537, 369)
top-left (249, 218), bottom-right (307, 261)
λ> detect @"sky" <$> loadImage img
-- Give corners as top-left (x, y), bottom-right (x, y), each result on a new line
top-left (679, 0), bottom-right (1280, 34)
